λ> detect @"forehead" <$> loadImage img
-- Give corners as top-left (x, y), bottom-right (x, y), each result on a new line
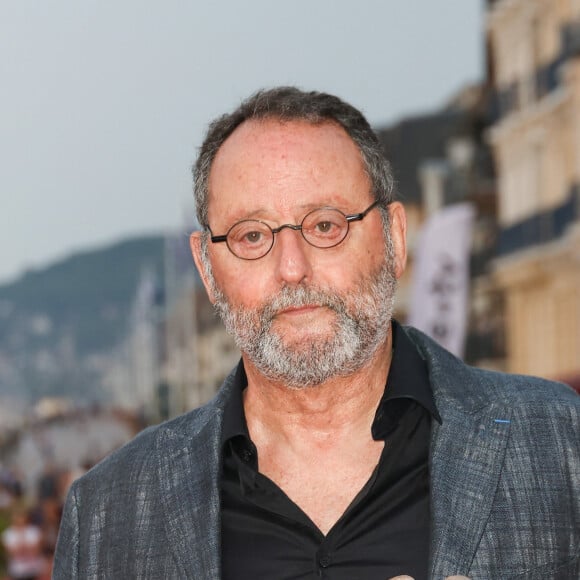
top-left (207, 119), bottom-right (370, 222)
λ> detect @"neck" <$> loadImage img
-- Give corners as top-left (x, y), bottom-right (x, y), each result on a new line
top-left (241, 331), bottom-right (393, 446)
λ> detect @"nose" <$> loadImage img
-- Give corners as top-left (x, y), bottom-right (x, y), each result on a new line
top-left (272, 226), bottom-right (313, 286)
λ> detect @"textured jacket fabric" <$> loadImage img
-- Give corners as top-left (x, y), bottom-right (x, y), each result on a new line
top-left (52, 327), bottom-right (580, 579)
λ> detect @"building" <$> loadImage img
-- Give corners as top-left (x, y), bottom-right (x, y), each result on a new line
top-left (486, 0), bottom-right (580, 382)
top-left (162, 284), bottom-right (239, 418)
top-left (377, 84), bottom-right (502, 367)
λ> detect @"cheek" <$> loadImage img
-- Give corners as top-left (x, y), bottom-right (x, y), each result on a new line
top-left (210, 240), bottom-right (386, 306)
top-left (211, 258), bottom-right (272, 308)
top-left (346, 242), bottom-right (387, 279)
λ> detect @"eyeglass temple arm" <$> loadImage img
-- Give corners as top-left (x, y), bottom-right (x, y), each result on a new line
top-left (345, 200), bottom-right (380, 223)
top-left (206, 226), bottom-right (228, 244)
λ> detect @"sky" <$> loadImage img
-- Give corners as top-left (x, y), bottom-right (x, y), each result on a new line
top-left (0, 1), bottom-right (484, 285)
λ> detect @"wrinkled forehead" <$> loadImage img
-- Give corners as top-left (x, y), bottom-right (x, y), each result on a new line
top-left (206, 120), bottom-right (371, 223)
top-left (206, 118), bottom-right (369, 218)
top-left (211, 117), bottom-right (362, 168)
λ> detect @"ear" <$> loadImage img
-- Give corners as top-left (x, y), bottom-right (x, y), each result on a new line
top-left (387, 202), bottom-right (407, 280)
top-left (189, 231), bottom-right (217, 304)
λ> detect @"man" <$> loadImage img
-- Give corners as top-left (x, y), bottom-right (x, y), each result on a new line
top-left (53, 88), bottom-right (580, 579)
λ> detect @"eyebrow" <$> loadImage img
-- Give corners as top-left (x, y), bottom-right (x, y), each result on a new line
top-left (219, 200), bottom-right (351, 225)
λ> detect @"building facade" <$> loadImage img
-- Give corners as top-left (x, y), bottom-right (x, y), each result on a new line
top-left (486, 0), bottom-right (580, 382)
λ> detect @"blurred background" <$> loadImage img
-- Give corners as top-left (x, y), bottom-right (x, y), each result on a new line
top-left (1, 0), bottom-right (579, 577)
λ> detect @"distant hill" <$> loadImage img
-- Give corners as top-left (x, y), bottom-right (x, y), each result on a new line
top-left (0, 235), bottom-right (173, 404)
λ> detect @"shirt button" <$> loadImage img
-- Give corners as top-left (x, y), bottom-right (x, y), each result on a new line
top-left (319, 554), bottom-right (331, 568)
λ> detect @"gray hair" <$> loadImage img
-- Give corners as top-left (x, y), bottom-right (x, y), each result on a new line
top-left (193, 86), bottom-right (396, 228)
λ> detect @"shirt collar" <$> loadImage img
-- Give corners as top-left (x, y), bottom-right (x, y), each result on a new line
top-left (221, 319), bottom-right (442, 447)
top-left (221, 360), bottom-right (250, 446)
top-left (371, 319), bottom-right (442, 440)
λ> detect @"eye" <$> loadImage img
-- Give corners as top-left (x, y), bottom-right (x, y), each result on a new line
top-left (228, 221), bottom-right (271, 248)
top-left (243, 230), bottom-right (264, 244)
top-left (304, 210), bottom-right (345, 241)
top-left (314, 221), bottom-right (334, 234)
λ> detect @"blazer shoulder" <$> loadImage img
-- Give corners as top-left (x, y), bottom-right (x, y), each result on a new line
top-left (476, 367), bottom-right (579, 404)
top-left (75, 391), bottom-right (227, 492)
top-left (403, 324), bottom-right (579, 412)
top-left (471, 368), bottom-right (580, 435)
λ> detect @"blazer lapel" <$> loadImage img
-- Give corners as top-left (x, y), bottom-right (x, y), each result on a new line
top-left (429, 401), bottom-right (512, 577)
top-left (156, 409), bottom-right (223, 580)
top-left (404, 326), bottom-right (514, 577)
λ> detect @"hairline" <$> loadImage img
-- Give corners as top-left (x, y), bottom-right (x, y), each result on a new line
top-left (193, 88), bottom-right (396, 230)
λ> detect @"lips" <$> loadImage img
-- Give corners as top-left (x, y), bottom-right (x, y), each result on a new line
top-left (261, 286), bottom-right (343, 322)
top-left (278, 305), bottom-right (321, 315)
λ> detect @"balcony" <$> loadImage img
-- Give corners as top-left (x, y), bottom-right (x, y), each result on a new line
top-left (562, 20), bottom-right (580, 59)
top-left (491, 81), bottom-right (519, 120)
top-left (489, 20), bottom-right (580, 123)
top-left (497, 185), bottom-right (579, 256)
top-left (534, 58), bottom-right (563, 100)
top-left (490, 60), bottom-right (563, 121)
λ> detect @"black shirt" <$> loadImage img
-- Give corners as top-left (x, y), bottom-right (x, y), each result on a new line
top-left (220, 321), bottom-right (441, 580)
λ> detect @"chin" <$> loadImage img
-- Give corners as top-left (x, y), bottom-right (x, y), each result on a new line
top-left (274, 328), bottom-right (334, 349)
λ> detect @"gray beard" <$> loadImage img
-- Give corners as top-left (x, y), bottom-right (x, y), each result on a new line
top-left (212, 258), bottom-right (397, 388)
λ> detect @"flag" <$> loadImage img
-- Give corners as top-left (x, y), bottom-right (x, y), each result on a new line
top-left (407, 203), bottom-right (475, 358)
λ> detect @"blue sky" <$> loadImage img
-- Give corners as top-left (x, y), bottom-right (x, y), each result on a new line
top-left (0, 0), bottom-right (483, 284)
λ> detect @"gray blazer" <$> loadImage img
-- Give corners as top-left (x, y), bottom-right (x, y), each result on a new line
top-left (53, 327), bottom-right (580, 579)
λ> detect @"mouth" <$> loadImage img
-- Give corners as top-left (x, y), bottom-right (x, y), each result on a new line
top-left (277, 305), bottom-right (321, 317)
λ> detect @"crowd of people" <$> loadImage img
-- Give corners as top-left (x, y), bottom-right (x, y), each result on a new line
top-left (0, 463), bottom-right (88, 580)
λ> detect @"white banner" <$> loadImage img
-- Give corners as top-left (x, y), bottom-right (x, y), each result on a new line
top-left (407, 203), bottom-right (475, 358)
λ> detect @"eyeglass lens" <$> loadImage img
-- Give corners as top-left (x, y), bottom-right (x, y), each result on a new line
top-left (226, 208), bottom-right (350, 259)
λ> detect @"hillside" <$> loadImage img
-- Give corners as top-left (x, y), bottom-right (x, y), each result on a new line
top-left (0, 235), bottom-right (168, 404)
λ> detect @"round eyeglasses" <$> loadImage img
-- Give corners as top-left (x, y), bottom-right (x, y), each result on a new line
top-left (208, 201), bottom-right (380, 260)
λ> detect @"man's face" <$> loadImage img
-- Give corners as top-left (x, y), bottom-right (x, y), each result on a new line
top-left (192, 119), bottom-right (407, 387)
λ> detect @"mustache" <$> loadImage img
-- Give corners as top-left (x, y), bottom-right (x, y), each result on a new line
top-left (260, 285), bottom-right (347, 320)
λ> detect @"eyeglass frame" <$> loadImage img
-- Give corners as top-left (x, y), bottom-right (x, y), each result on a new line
top-left (206, 200), bottom-right (381, 260)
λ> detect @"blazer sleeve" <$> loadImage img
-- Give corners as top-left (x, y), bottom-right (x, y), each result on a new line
top-left (53, 483), bottom-right (80, 580)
